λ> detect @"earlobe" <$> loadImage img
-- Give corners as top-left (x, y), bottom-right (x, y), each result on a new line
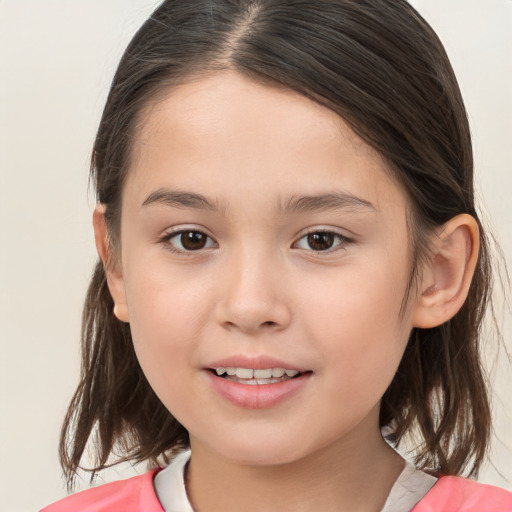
top-left (412, 214), bottom-right (479, 329)
top-left (92, 204), bottom-right (130, 323)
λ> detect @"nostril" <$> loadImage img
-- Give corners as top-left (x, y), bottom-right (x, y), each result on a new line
top-left (262, 321), bottom-right (277, 327)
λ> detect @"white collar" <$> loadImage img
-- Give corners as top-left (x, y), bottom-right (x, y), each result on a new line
top-left (154, 450), bottom-right (437, 512)
top-left (154, 450), bottom-right (194, 512)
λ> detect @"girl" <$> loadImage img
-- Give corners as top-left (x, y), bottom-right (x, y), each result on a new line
top-left (42, 0), bottom-right (512, 510)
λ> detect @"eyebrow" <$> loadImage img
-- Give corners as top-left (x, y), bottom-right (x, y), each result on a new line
top-left (280, 192), bottom-right (377, 214)
top-left (141, 189), bottom-right (224, 212)
top-left (141, 188), bottom-right (376, 214)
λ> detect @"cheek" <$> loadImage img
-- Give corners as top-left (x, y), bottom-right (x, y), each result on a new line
top-left (299, 254), bottom-right (412, 392)
top-left (302, 253), bottom-right (410, 335)
top-left (123, 265), bottom-right (212, 396)
top-left (125, 250), bottom-right (213, 333)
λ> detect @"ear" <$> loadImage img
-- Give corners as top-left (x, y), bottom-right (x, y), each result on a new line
top-left (92, 204), bottom-right (130, 323)
top-left (412, 214), bottom-right (479, 329)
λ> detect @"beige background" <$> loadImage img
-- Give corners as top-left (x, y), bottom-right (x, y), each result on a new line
top-left (0, 1), bottom-right (511, 511)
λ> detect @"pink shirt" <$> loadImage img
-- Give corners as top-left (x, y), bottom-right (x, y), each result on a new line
top-left (41, 469), bottom-right (164, 512)
top-left (41, 470), bottom-right (512, 512)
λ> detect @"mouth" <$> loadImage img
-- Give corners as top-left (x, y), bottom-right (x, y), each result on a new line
top-left (210, 367), bottom-right (306, 385)
top-left (206, 362), bottom-right (312, 408)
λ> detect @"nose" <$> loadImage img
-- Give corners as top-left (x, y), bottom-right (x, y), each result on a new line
top-left (215, 249), bottom-right (292, 334)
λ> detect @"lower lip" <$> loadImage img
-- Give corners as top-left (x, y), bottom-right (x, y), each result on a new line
top-left (206, 371), bottom-right (311, 409)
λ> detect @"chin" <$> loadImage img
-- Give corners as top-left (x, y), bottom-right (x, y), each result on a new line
top-left (206, 432), bottom-right (314, 467)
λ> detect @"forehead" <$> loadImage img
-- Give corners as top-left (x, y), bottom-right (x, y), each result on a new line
top-left (126, 71), bottom-right (406, 212)
top-left (133, 71), bottom-right (380, 164)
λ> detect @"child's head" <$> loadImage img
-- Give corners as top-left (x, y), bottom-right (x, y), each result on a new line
top-left (61, 0), bottom-right (493, 484)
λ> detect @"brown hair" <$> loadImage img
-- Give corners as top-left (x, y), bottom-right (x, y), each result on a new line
top-left (60, 0), bottom-right (494, 486)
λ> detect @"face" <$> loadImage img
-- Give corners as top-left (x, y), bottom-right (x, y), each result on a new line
top-left (111, 71), bottom-right (420, 466)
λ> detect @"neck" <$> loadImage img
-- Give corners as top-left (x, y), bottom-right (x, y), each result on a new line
top-left (186, 424), bottom-right (404, 512)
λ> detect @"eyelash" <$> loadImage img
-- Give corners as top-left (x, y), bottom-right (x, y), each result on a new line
top-left (159, 228), bottom-right (352, 255)
top-left (159, 229), bottom-right (217, 254)
top-left (293, 230), bottom-right (351, 253)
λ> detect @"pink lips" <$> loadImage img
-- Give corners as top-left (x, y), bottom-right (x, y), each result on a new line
top-left (207, 355), bottom-right (305, 372)
top-left (205, 355), bottom-right (311, 409)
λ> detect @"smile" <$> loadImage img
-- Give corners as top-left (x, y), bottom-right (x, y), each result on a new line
top-left (214, 367), bottom-right (301, 385)
top-left (207, 369), bottom-right (311, 408)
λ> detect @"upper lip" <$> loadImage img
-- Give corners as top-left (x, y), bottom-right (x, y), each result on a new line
top-left (207, 355), bottom-right (306, 372)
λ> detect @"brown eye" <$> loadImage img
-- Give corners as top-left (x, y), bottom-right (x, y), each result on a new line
top-left (181, 231), bottom-right (207, 250)
top-left (307, 232), bottom-right (335, 251)
top-left (295, 231), bottom-right (347, 252)
top-left (166, 230), bottom-right (216, 252)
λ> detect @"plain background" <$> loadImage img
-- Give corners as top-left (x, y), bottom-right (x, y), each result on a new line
top-left (1, 1), bottom-right (511, 510)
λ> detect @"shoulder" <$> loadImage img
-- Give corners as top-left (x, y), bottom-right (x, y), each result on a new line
top-left (412, 475), bottom-right (512, 512)
top-left (40, 469), bottom-right (164, 512)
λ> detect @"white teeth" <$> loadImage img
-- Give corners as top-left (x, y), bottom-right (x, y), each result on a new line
top-left (235, 368), bottom-right (254, 379)
top-left (214, 367), bottom-right (301, 380)
top-left (253, 369), bottom-right (272, 379)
